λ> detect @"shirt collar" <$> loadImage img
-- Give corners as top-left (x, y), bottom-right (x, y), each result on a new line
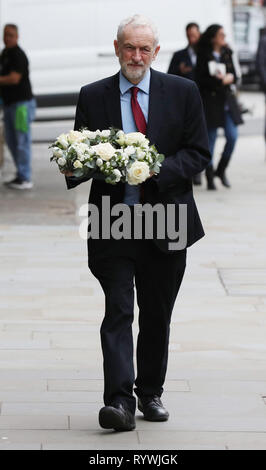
top-left (188, 46), bottom-right (195, 55)
top-left (119, 68), bottom-right (151, 95)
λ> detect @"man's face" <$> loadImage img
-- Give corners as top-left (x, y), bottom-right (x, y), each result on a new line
top-left (114, 24), bottom-right (160, 84)
top-left (186, 26), bottom-right (200, 47)
top-left (3, 26), bottom-right (18, 48)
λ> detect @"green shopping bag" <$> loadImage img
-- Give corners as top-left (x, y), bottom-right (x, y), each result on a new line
top-left (15, 104), bottom-right (28, 133)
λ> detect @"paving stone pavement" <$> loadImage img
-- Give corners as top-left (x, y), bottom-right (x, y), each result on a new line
top-left (0, 126), bottom-right (266, 450)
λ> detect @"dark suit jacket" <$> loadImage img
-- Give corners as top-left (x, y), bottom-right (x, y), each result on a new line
top-left (65, 67), bottom-right (211, 257)
top-left (168, 47), bottom-right (195, 81)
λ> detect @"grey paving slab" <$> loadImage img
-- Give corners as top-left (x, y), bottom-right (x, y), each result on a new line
top-left (0, 379), bottom-right (47, 391)
top-left (1, 402), bottom-right (101, 415)
top-left (0, 443), bottom-right (41, 450)
top-left (0, 391), bottom-right (102, 403)
top-left (0, 415), bottom-right (68, 429)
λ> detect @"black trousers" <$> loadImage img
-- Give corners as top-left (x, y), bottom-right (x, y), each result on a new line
top-left (88, 229), bottom-right (187, 415)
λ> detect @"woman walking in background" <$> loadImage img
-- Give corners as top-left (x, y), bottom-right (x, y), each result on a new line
top-left (195, 24), bottom-right (243, 190)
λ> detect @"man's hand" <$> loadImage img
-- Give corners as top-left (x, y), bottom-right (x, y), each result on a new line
top-left (0, 71), bottom-right (22, 85)
top-left (179, 62), bottom-right (193, 75)
top-left (60, 169), bottom-right (74, 177)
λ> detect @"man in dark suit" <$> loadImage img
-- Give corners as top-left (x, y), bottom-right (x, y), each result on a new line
top-left (168, 23), bottom-right (202, 185)
top-left (63, 14), bottom-right (211, 432)
top-left (168, 22), bottom-right (200, 81)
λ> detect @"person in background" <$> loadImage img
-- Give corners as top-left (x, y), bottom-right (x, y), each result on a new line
top-left (168, 22), bottom-right (202, 185)
top-left (168, 22), bottom-right (200, 81)
top-left (256, 28), bottom-right (266, 144)
top-left (195, 24), bottom-right (243, 190)
top-left (0, 24), bottom-right (36, 189)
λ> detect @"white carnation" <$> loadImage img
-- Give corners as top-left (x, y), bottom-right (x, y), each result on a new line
top-left (136, 148), bottom-right (146, 159)
top-left (127, 161), bottom-right (150, 185)
top-left (73, 160), bottom-right (83, 168)
top-left (90, 142), bottom-right (116, 161)
top-left (124, 145), bottom-right (136, 156)
top-left (71, 142), bottom-right (88, 160)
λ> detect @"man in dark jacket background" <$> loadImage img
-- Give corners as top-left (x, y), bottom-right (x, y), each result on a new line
top-left (168, 22), bottom-right (200, 81)
top-left (168, 22), bottom-right (202, 185)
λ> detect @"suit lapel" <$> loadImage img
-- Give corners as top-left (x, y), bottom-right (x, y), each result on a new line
top-left (103, 71), bottom-right (123, 130)
top-left (146, 68), bottom-right (165, 144)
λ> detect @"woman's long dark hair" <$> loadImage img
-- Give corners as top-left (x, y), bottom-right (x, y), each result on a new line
top-left (197, 24), bottom-right (223, 54)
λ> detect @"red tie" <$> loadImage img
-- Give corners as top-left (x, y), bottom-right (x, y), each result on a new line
top-left (130, 86), bottom-right (147, 203)
top-left (130, 86), bottom-right (147, 134)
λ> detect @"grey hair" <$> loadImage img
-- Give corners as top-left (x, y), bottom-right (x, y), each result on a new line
top-left (117, 14), bottom-right (159, 47)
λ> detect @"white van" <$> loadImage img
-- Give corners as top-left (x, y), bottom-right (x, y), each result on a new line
top-left (0, 0), bottom-right (234, 105)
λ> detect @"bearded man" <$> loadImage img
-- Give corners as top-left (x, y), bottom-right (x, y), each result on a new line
top-left (63, 14), bottom-right (211, 432)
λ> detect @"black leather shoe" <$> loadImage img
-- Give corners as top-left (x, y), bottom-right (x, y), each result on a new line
top-left (214, 170), bottom-right (231, 188)
top-left (98, 403), bottom-right (136, 431)
top-left (207, 180), bottom-right (217, 190)
top-left (138, 395), bottom-right (169, 421)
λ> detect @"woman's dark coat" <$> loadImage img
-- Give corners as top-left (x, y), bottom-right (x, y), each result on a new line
top-left (195, 45), bottom-right (243, 128)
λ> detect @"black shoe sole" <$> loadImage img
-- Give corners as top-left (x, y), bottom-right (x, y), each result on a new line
top-left (99, 406), bottom-right (136, 431)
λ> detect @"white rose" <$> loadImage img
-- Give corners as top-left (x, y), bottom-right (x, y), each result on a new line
top-left (127, 161), bottom-right (150, 185)
top-left (101, 129), bottom-right (111, 137)
top-left (125, 132), bottom-right (149, 146)
top-left (67, 130), bottom-right (84, 144)
top-left (73, 160), bottom-right (83, 168)
top-left (53, 147), bottom-right (63, 158)
top-left (90, 142), bottom-right (116, 161)
top-left (113, 169), bottom-right (122, 182)
top-left (96, 158), bottom-right (103, 166)
top-left (57, 157), bottom-right (67, 166)
top-left (57, 133), bottom-right (69, 149)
